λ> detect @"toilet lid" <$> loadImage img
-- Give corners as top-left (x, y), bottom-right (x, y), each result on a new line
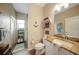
top-left (35, 43), bottom-right (44, 50)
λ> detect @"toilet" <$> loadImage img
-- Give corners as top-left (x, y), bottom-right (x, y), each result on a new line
top-left (35, 43), bottom-right (45, 55)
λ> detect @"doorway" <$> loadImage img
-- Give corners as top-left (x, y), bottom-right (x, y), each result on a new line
top-left (17, 20), bottom-right (25, 44)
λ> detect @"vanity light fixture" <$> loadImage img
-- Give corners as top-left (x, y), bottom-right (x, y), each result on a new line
top-left (55, 5), bottom-right (61, 12)
top-left (62, 3), bottom-right (69, 8)
top-left (54, 3), bottom-right (69, 13)
top-left (54, 4), bottom-right (63, 13)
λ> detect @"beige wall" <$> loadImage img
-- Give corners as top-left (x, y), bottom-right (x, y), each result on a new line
top-left (10, 4), bottom-right (17, 48)
top-left (28, 4), bottom-right (44, 48)
top-left (44, 3), bottom-right (57, 35)
top-left (0, 3), bottom-right (17, 48)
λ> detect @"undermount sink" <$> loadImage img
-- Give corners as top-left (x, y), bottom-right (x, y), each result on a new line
top-left (52, 39), bottom-right (63, 46)
top-left (52, 39), bottom-right (73, 48)
top-left (35, 43), bottom-right (45, 50)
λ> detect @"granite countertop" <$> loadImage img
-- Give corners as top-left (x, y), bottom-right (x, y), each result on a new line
top-left (47, 35), bottom-right (79, 55)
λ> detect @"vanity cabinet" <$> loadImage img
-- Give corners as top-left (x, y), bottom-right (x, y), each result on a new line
top-left (43, 39), bottom-right (74, 55)
top-left (43, 39), bottom-right (59, 55)
top-left (60, 48), bottom-right (73, 55)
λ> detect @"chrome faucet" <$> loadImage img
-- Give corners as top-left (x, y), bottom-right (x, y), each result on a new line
top-left (65, 36), bottom-right (68, 40)
top-left (64, 32), bottom-right (69, 40)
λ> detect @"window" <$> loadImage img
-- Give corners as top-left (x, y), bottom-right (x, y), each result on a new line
top-left (17, 20), bottom-right (24, 29)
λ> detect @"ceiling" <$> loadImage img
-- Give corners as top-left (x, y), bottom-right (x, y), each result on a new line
top-left (34, 3), bottom-right (47, 7)
top-left (12, 3), bottom-right (28, 14)
top-left (12, 3), bottom-right (47, 14)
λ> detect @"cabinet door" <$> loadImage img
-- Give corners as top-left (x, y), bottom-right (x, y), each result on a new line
top-left (43, 40), bottom-right (74, 55)
top-left (43, 40), bottom-right (59, 55)
top-left (60, 48), bottom-right (74, 55)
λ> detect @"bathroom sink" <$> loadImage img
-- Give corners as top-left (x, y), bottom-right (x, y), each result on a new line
top-left (52, 39), bottom-right (63, 46)
top-left (52, 39), bottom-right (73, 48)
top-left (35, 43), bottom-right (45, 50)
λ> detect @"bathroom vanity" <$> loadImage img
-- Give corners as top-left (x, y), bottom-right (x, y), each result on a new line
top-left (44, 35), bottom-right (79, 55)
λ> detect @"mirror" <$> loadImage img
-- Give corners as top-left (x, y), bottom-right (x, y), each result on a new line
top-left (65, 16), bottom-right (79, 38)
top-left (54, 4), bottom-right (79, 39)
top-left (0, 13), bottom-right (11, 43)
